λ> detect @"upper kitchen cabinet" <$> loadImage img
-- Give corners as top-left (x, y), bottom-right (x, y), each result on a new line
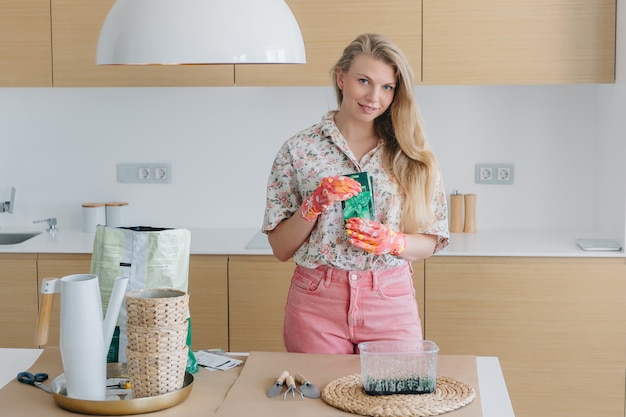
top-left (422, 0), bottom-right (616, 84)
top-left (0, 0), bottom-right (52, 87)
top-left (50, 0), bottom-right (234, 87)
top-left (235, 0), bottom-right (422, 86)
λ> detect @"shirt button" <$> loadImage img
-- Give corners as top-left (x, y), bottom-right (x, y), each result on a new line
top-left (350, 274), bottom-right (358, 281)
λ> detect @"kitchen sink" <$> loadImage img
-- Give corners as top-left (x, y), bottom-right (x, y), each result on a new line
top-left (0, 232), bottom-right (41, 245)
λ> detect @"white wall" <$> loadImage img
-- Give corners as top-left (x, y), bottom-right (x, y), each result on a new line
top-left (1, 44), bottom-right (622, 238)
top-left (417, 84), bottom-right (601, 231)
top-left (0, 86), bottom-right (337, 230)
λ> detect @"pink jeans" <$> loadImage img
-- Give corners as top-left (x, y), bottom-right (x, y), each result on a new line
top-left (283, 263), bottom-right (423, 354)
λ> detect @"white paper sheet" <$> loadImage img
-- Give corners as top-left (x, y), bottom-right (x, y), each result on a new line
top-left (0, 349), bottom-right (43, 390)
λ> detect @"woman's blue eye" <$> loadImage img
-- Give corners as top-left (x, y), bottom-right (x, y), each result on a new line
top-left (384, 85), bottom-right (394, 91)
top-left (359, 78), bottom-right (369, 84)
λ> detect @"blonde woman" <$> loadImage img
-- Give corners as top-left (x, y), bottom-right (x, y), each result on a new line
top-left (263, 33), bottom-right (449, 354)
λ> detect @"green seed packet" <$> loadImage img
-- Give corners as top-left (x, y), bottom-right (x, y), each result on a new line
top-left (342, 172), bottom-right (375, 221)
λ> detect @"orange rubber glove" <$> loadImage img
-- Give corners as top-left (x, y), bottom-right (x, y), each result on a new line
top-left (345, 218), bottom-right (407, 256)
top-left (300, 176), bottom-right (361, 222)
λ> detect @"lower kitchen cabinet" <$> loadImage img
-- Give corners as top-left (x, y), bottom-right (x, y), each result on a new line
top-left (425, 256), bottom-right (626, 417)
top-left (34, 253), bottom-right (229, 352)
top-left (0, 254), bottom-right (39, 347)
top-left (11, 247), bottom-right (623, 417)
top-left (187, 255), bottom-right (228, 351)
top-left (228, 256), bottom-right (294, 352)
top-left (36, 254), bottom-right (92, 346)
top-left (228, 256), bottom-right (426, 352)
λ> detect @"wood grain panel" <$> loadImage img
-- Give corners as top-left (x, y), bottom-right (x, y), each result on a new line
top-left (228, 255), bottom-right (294, 352)
top-left (51, 0), bottom-right (234, 86)
top-left (0, 0), bottom-right (52, 86)
top-left (0, 254), bottom-right (39, 347)
top-left (423, 0), bottom-right (616, 84)
top-left (188, 255), bottom-right (229, 351)
top-left (425, 256), bottom-right (626, 417)
top-left (236, 0), bottom-right (422, 86)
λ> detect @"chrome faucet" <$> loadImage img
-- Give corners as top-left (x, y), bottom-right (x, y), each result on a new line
top-left (34, 217), bottom-right (57, 233)
top-left (0, 186), bottom-right (15, 213)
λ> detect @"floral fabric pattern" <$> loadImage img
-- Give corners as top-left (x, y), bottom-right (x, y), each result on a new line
top-left (263, 111), bottom-right (449, 270)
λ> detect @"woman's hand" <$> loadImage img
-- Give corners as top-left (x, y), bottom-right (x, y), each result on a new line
top-left (301, 176), bottom-right (361, 222)
top-left (345, 218), bottom-right (406, 256)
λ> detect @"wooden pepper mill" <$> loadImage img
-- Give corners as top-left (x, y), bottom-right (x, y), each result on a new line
top-left (449, 190), bottom-right (464, 233)
top-left (463, 194), bottom-right (477, 233)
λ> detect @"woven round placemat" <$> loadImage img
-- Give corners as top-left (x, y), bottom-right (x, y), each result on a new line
top-left (321, 374), bottom-right (475, 417)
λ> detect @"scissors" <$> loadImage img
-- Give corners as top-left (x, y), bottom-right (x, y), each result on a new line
top-left (17, 371), bottom-right (52, 394)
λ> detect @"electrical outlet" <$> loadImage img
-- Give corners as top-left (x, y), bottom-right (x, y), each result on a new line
top-left (475, 163), bottom-right (514, 184)
top-left (479, 167), bottom-right (493, 181)
top-left (118, 163), bottom-right (171, 183)
top-left (497, 167), bottom-right (511, 181)
top-left (138, 167), bottom-right (151, 180)
top-left (154, 167), bottom-right (167, 180)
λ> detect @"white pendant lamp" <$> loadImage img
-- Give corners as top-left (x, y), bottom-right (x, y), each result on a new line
top-left (96, 0), bottom-right (306, 65)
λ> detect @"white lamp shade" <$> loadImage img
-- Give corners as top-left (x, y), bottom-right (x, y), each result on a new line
top-left (97, 0), bottom-right (306, 65)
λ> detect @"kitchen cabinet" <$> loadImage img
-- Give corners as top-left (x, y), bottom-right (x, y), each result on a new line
top-left (7, 245), bottom-right (624, 417)
top-left (422, 0), bottom-right (616, 84)
top-left (34, 253), bottom-right (228, 351)
top-left (50, 0), bottom-right (421, 87)
top-left (228, 255), bottom-right (426, 352)
top-left (36, 254), bottom-right (92, 346)
top-left (228, 256), bottom-right (293, 352)
top-left (0, 254), bottom-right (39, 347)
top-left (425, 256), bottom-right (626, 417)
top-left (6, 0), bottom-right (615, 87)
top-left (50, 0), bottom-right (233, 87)
top-left (235, 0), bottom-right (421, 86)
top-left (0, 0), bottom-right (52, 87)
top-left (187, 255), bottom-right (229, 351)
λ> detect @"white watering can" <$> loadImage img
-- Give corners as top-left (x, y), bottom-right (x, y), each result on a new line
top-left (35, 274), bottom-right (129, 401)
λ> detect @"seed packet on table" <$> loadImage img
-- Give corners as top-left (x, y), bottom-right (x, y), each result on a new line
top-left (341, 172), bottom-right (375, 221)
top-left (195, 350), bottom-right (243, 371)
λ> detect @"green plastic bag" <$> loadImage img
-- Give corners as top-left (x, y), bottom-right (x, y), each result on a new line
top-left (92, 226), bottom-right (198, 374)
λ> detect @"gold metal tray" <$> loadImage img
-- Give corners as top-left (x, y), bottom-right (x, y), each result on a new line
top-left (49, 363), bottom-right (193, 415)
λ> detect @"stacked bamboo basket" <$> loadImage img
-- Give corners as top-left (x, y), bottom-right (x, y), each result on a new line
top-left (125, 289), bottom-right (189, 398)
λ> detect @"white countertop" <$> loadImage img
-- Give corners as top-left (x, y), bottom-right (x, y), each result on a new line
top-left (442, 229), bottom-right (624, 257)
top-left (0, 226), bottom-right (623, 257)
top-left (0, 349), bottom-right (515, 417)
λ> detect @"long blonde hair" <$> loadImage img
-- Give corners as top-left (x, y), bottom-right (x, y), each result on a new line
top-left (332, 33), bottom-right (439, 233)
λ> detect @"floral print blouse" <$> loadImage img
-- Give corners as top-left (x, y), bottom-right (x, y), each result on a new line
top-left (263, 111), bottom-right (449, 270)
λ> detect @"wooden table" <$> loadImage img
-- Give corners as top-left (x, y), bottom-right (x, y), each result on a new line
top-left (0, 347), bottom-right (515, 416)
